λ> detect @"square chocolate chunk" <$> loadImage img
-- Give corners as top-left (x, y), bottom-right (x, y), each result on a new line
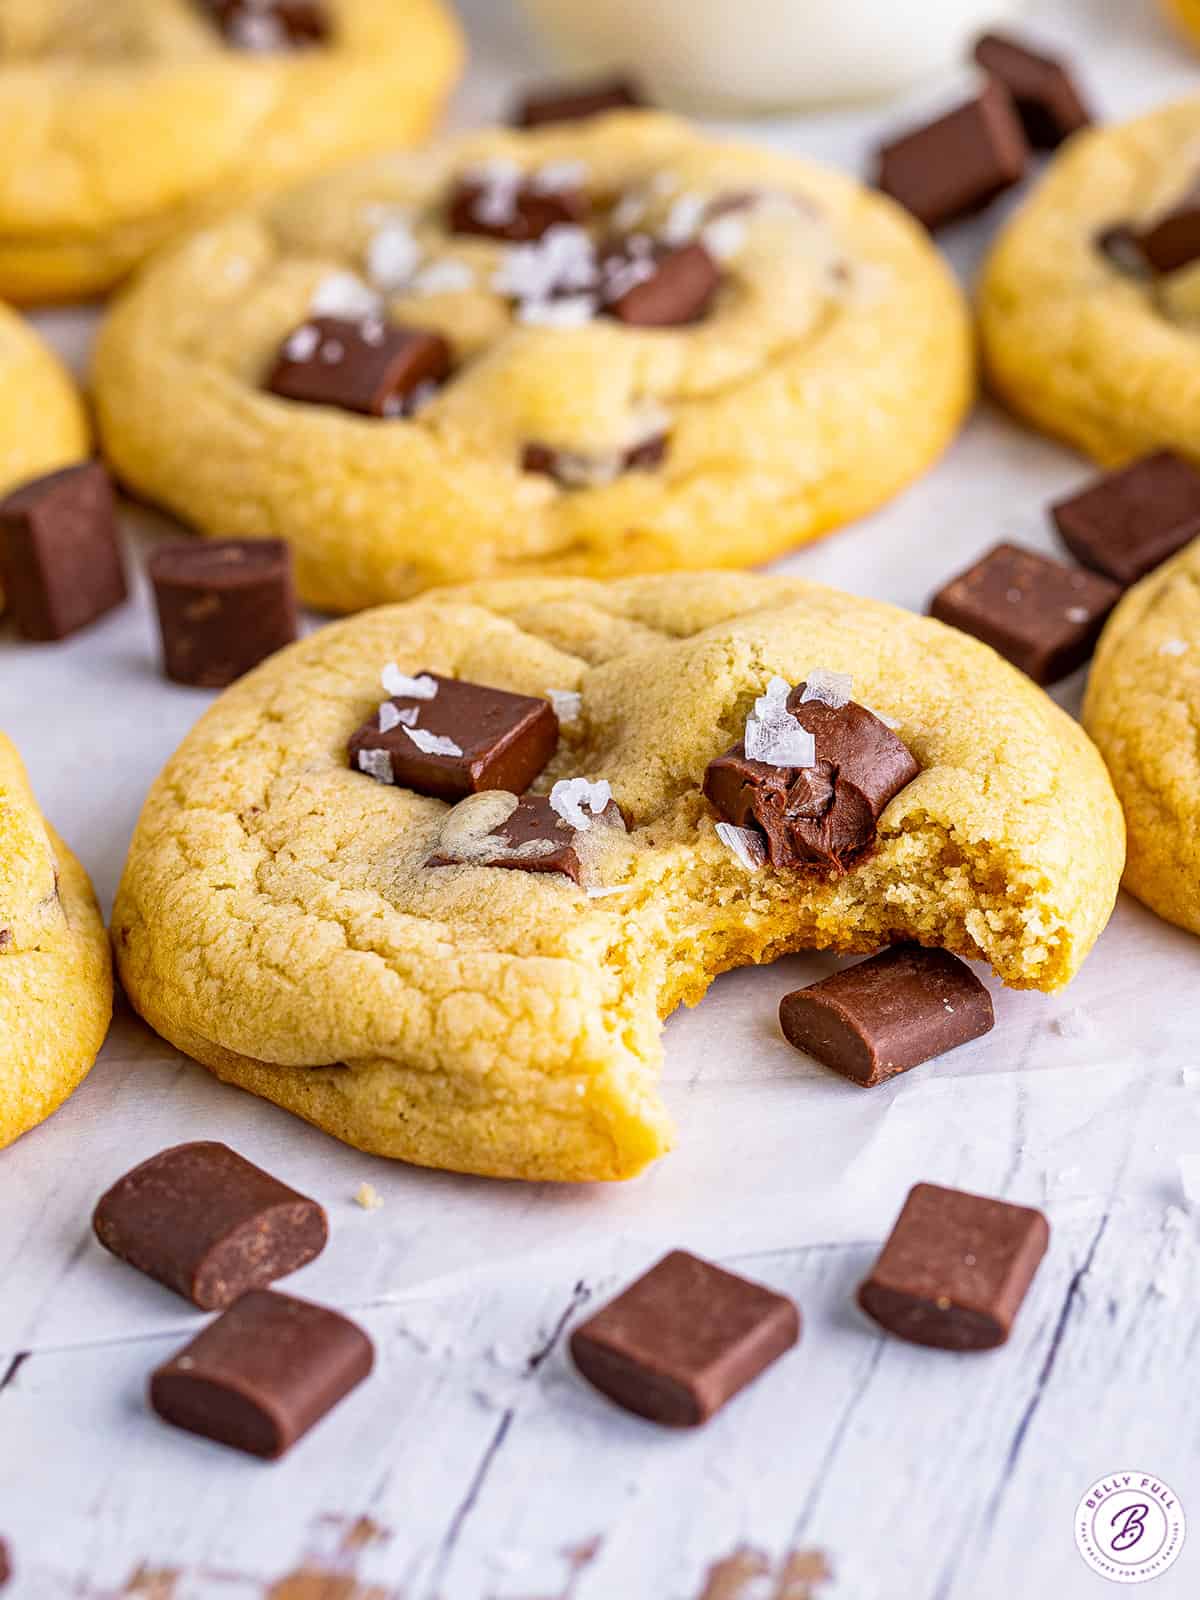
top-left (877, 80), bottom-right (1029, 230)
top-left (570, 1250), bottom-right (800, 1426)
top-left (858, 1183), bottom-right (1050, 1350)
top-left (779, 946), bottom-right (994, 1087)
top-left (148, 539), bottom-right (298, 688)
top-left (514, 74), bottom-right (646, 129)
top-left (929, 542), bottom-right (1120, 684)
top-left (1134, 183), bottom-right (1200, 276)
top-left (349, 673), bottom-right (559, 801)
top-left (266, 316), bottom-right (451, 418)
top-left (0, 462), bottom-right (126, 641)
top-left (204, 0), bottom-right (331, 49)
top-left (150, 1289), bottom-right (374, 1459)
top-left (447, 175), bottom-right (590, 243)
top-left (973, 32), bottom-right (1091, 149)
top-left (1052, 452), bottom-right (1200, 586)
top-left (600, 240), bottom-right (720, 327)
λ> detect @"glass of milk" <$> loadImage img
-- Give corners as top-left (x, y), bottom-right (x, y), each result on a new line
top-left (518, 0), bottom-right (1027, 113)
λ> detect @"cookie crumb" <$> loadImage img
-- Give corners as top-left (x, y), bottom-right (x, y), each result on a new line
top-left (355, 1183), bottom-right (384, 1211)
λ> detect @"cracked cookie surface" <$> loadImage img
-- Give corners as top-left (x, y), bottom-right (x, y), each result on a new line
top-left (0, 732), bottom-right (112, 1149)
top-left (981, 98), bottom-right (1200, 464)
top-left (1084, 538), bottom-right (1200, 935)
top-left (94, 113), bottom-right (972, 613)
top-left (114, 573), bottom-right (1123, 1183)
top-left (0, 0), bottom-right (462, 303)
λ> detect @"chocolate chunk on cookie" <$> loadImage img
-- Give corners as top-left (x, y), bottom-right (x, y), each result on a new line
top-left (266, 316), bottom-right (451, 418)
top-left (203, 0), bottom-right (331, 50)
top-left (600, 240), bottom-right (720, 326)
top-left (429, 793), bottom-right (582, 880)
top-left (448, 171), bottom-right (590, 243)
top-left (1052, 452), bottom-right (1200, 586)
top-left (514, 74), bottom-right (646, 129)
top-left (704, 681), bottom-right (919, 872)
top-left (150, 1290), bottom-right (373, 1459)
top-left (94, 1141), bottom-right (328, 1310)
top-left (522, 433), bottom-right (668, 486)
top-left (930, 542), bottom-right (1120, 684)
top-left (149, 538), bottom-right (298, 688)
top-left (877, 80), bottom-right (1029, 230)
top-left (570, 1251), bottom-right (800, 1425)
top-left (858, 1183), bottom-right (1050, 1350)
top-left (1133, 181), bottom-right (1200, 275)
top-left (973, 32), bottom-right (1091, 150)
top-left (350, 673), bottom-right (559, 801)
top-left (779, 945), bottom-right (994, 1087)
top-left (0, 462), bottom-right (126, 642)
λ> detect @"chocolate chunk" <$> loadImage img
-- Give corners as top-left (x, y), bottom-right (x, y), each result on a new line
top-left (779, 946), bottom-right (994, 1088)
top-left (514, 74), bottom-right (646, 129)
top-left (703, 690), bottom-right (919, 873)
top-left (266, 316), bottom-right (451, 419)
top-left (148, 538), bottom-right (299, 688)
top-left (929, 542), bottom-right (1120, 684)
top-left (972, 32), bottom-right (1091, 149)
top-left (203, 0), bottom-right (330, 49)
top-left (349, 673), bottom-right (559, 802)
top-left (570, 1250), bottom-right (800, 1426)
top-left (1052, 451), bottom-right (1200, 586)
top-left (858, 1183), bottom-right (1050, 1351)
top-left (0, 462), bottom-right (126, 642)
top-left (877, 80), bottom-right (1029, 230)
top-left (0, 1539), bottom-right (10, 1588)
top-left (447, 175), bottom-right (589, 243)
top-left (1134, 183), bottom-right (1200, 275)
top-left (150, 1289), bottom-right (373, 1459)
top-left (522, 432), bottom-right (668, 486)
top-left (600, 240), bottom-right (720, 327)
top-left (429, 793), bottom-right (583, 881)
top-left (93, 1141), bottom-right (328, 1310)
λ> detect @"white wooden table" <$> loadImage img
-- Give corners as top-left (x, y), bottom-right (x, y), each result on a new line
top-left (3, 3), bottom-right (1200, 1596)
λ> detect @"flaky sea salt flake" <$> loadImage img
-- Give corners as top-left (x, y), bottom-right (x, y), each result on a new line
top-left (403, 727), bottom-right (463, 757)
top-left (800, 668), bottom-right (853, 710)
top-left (1161, 638), bottom-right (1189, 656)
top-left (381, 666), bottom-right (438, 699)
top-left (357, 749), bottom-right (394, 784)
top-left (547, 688), bottom-right (582, 721)
top-left (310, 270), bottom-right (382, 320)
top-left (549, 777), bottom-right (612, 831)
top-left (715, 821), bottom-right (767, 871)
top-left (367, 219), bottom-right (420, 291)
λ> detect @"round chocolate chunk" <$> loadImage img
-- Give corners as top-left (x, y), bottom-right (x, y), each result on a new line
top-left (148, 539), bottom-right (298, 688)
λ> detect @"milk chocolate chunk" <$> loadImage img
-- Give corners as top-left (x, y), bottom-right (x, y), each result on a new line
top-left (600, 240), bottom-right (720, 327)
top-left (930, 542), bottom-right (1120, 684)
top-left (429, 793), bottom-right (582, 881)
top-left (522, 432), bottom-right (668, 485)
top-left (204, 0), bottom-right (330, 49)
top-left (93, 1142), bottom-right (328, 1310)
top-left (1134, 183), bottom-right (1200, 275)
top-left (266, 316), bottom-right (451, 418)
top-left (1052, 452), bottom-right (1200, 586)
top-left (514, 74), bottom-right (646, 129)
top-left (703, 691), bottom-right (918, 873)
top-left (779, 946), bottom-right (994, 1088)
top-left (0, 462), bottom-right (126, 642)
top-left (972, 33), bottom-right (1091, 149)
top-left (148, 538), bottom-right (298, 688)
top-left (877, 80), bottom-right (1029, 230)
top-left (150, 1290), bottom-right (373, 1459)
top-left (349, 673), bottom-right (559, 801)
top-left (447, 175), bottom-right (589, 243)
top-left (0, 1539), bottom-right (10, 1588)
top-left (570, 1250), bottom-right (800, 1426)
top-left (858, 1183), bottom-right (1050, 1351)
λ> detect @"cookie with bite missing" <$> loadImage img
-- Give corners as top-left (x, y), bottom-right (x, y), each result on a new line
top-left (1084, 537), bottom-right (1200, 936)
top-left (1, 732), bottom-right (112, 1149)
top-left (0, 0), bottom-right (462, 304)
top-left (114, 572), bottom-right (1122, 1184)
top-left (981, 98), bottom-right (1200, 465)
top-left (94, 112), bottom-right (972, 613)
